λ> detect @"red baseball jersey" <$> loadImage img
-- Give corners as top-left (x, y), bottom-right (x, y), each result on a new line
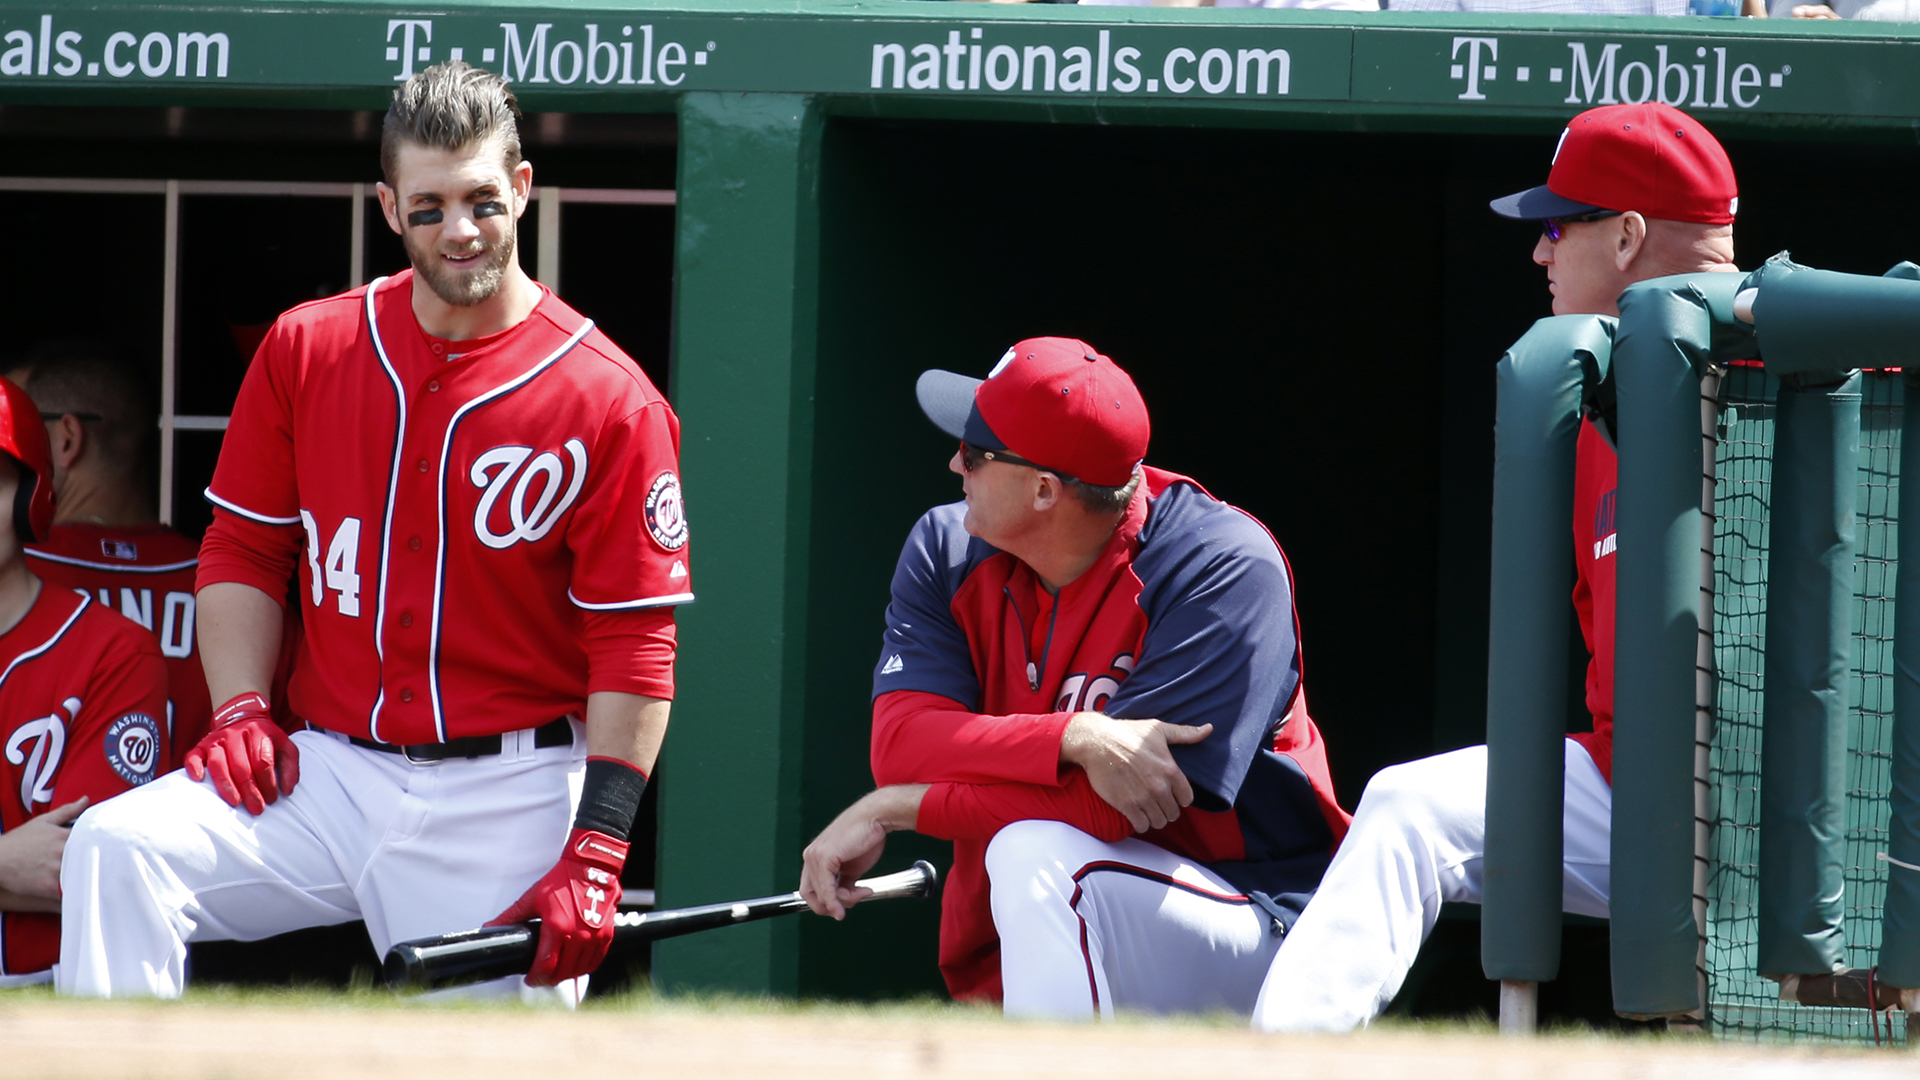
top-left (1569, 416), bottom-right (1617, 784)
top-left (0, 586), bottom-right (169, 977)
top-left (26, 524), bottom-right (209, 770)
top-left (197, 271), bottom-right (690, 743)
top-left (871, 468), bottom-right (1348, 1001)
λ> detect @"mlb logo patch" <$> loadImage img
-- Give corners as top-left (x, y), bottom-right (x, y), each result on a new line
top-left (100, 540), bottom-right (138, 561)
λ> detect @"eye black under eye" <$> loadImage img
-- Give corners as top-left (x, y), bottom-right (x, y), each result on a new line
top-left (474, 201), bottom-right (507, 218)
top-left (406, 208), bottom-right (443, 227)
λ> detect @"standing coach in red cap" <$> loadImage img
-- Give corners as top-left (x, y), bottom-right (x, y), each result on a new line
top-left (1252, 101), bottom-right (1740, 1032)
top-left (798, 337), bottom-right (1349, 1018)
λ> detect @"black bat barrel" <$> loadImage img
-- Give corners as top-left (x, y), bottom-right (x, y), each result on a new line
top-left (384, 924), bottom-right (537, 988)
top-left (386, 860), bottom-right (938, 990)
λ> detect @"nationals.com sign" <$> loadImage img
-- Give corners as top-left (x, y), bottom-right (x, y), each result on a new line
top-left (0, 4), bottom-right (1909, 121)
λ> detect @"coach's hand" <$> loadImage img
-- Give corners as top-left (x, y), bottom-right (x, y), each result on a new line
top-left (1062, 714), bottom-right (1212, 833)
top-left (801, 785), bottom-right (927, 920)
top-left (186, 692), bottom-right (300, 816)
top-left (489, 828), bottom-right (628, 986)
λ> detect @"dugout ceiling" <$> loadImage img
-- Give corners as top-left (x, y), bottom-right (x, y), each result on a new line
top-left (5, 0), bottom-right (1919, 1002)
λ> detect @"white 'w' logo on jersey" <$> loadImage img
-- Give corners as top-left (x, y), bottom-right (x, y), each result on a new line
top-left (6, 698), bottom-right (77, 813)
top-left (470, 440), bottom-right (589, 550)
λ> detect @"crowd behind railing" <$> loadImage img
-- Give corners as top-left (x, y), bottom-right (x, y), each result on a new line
top-left (978, 0), bottom-right (1915, 23)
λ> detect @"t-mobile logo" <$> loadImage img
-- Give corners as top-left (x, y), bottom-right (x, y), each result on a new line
top-left (1450, 37), bottom-right (1498, 101)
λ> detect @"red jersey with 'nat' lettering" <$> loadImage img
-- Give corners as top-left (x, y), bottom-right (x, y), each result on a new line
top-left (1569, 417), bottom-right (1617, 784)
top-left (870, 468), bottom-right (1349, 1001)
top-left (0, 586), bottom-right (169, 978)
top-left (26, 524), bottom-right (208, 770)
top-left (197, 271), bottom-right (690, 743)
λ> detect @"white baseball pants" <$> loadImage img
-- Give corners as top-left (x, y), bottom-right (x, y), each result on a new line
top-left (58, 724), bottom-right (586, 1000)
top-left (1252, 741), bottom-right (1610, 1032)
top-left (988, 820), bottom-right (1286, 1020)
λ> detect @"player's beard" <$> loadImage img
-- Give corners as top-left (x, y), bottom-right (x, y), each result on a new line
top-left (406, 222), bottom-right (517, 308)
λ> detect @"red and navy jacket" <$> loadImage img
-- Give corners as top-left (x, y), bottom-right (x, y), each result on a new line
top-left (1570, 416), bottom-right (1618, 784)
top-left (870, 466), bottom-right (1350, 1001)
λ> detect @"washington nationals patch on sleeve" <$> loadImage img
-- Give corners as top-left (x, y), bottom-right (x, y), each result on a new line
top-left (104, 712), bottom-right (162, 785)
top-left (645, 471), bottom-right (688, 551)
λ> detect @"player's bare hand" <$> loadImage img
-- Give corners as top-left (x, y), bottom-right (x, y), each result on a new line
top-left (1061, 713), bottom-right (1212, 833)
top-left (800, 785), bottom-right (927, 920)
top-left (186, 692), bottom-right (300, 815)
top-left (0, 796), bottom-right (87, 910)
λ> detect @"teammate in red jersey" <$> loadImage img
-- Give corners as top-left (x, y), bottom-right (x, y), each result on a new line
top-left (0, 374), bottom-right (170, 985)
top-left (6, 343), bottom-right (211, 770)
top-left (1252, 102), bottom-right (1741, 1032)
top-left (799, 338), bottom-right (1347, 1017)
top-left (57, 62), bottom-right (688, 999)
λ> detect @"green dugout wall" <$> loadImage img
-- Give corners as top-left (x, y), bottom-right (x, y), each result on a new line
top-left (6, 0), bottom-right (1920, 1000)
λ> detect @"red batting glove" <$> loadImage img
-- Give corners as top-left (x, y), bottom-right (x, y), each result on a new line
top-left (184, 692), bottom-right (300, 816)
top-left (488, 828), bottom-right (628, 986)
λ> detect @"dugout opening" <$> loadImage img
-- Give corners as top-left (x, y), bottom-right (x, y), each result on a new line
top-left (782, 113), bottom-right (1920, 1005)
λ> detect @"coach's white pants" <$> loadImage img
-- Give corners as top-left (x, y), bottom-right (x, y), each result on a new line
top-left (988, 820), bottom-right (1283, 1020)
top-left (1252, 741), bottom-right (1610, 1033)
top-left (58, 725), bottom-right (585, 1000)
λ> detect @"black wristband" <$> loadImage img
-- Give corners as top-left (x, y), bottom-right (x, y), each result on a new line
top-left (573, 757), bottom-right (648, 841)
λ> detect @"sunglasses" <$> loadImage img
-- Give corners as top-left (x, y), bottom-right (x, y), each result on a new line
top-left (958, 441), bottom-right (1075, 482)
top-left (1541, 210), bottom-right (1624, 242)
top-left (39, 411), bottom-right (102, 422)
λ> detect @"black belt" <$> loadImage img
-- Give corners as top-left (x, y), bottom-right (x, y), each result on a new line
top-left (346, 717), bottom-right (572, 763)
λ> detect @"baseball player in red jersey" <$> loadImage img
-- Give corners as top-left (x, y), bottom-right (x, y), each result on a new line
top-left (0, 374), bottom-right (171, 986)
top-left (1252, 102), bottom-right (1740, 1031)
top-left (57, 62), bottom-right (689, 1000)
top-left (6, 344), bottom-right (211, 770)
top-left (800, 339), bottom-right (1348, 1018)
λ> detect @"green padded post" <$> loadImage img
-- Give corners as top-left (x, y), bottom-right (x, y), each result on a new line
top-left (1608, 272), bottom-right (1753, 1018)
top-left (1756, 370), bottom-right (1860, 978)
top-left (1748, 260), bottom-right (1920, 986)
top-left (655, 91), bottom-right (823, 996)
top-left (1890, 373), bottom-right (1920, 989)
top-left (1753, 268), bottom-right (1920, 375)
top-left (1482, 315), bottom-right (1614, 985)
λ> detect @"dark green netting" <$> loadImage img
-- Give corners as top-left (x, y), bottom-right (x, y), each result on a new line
top-left (1707, 365), bottom-right (1904, 1042)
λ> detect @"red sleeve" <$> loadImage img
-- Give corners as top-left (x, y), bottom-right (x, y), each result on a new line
top-left (871, 689), bottom-right (1072, 787)
top-left (916, 770), bottom-right (1133, 843)
top-left (50, 625), bottom-right (171, 803)
top-left (199, 322), bottom-right (304, 599)
top-left (566, 398), bottom-right (692, 612)
top-left (584, 607), bottom-right (676, 699)
top-left (197, 510), bottom-right (303, 604)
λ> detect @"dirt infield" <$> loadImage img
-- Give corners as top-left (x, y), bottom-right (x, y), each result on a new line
top-left (2, 994), bottom-right (1911, 1079)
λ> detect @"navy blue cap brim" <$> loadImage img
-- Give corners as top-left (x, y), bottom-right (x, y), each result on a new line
top-left (1489, 183), bottom-right (1604, 221)
top-left (916, 369), bottom-right (983, 441)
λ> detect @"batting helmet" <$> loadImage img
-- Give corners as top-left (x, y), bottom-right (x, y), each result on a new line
top-left (0, 377), bottom-right (54, 543)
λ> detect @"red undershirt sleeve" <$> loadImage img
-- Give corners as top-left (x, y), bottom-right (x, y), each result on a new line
top-left (584, 607), bottom-right (677, 699)
top-left (916, 770), bottom-right (1133, 843)
top-left (870, 689), bottom-right (1072, 787)
top-left (195, 510), bottom-right (303, 604)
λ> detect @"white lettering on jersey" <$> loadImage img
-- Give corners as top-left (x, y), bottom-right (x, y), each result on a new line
top-left (469, 439), bottom-right (588, 550)
top-left (119, 587), bottom-right (153, 630)
top-left (159, 591), bottom-right (195, 659)
top-left (1594, 533), bottom-right (1617, 560)
top-left (6, 699), bottom-right (76, 812)
top-left (301, 512), bottom-right (365, 617)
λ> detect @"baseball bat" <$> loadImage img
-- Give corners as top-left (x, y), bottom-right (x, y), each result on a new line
top-left (384, 859), bottom-right (940, 990)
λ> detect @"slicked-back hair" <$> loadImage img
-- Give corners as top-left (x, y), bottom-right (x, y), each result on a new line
top-left (381, 61), bottom-right (523, 187)
top-left (10, 339), bottom-right (156, 481)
